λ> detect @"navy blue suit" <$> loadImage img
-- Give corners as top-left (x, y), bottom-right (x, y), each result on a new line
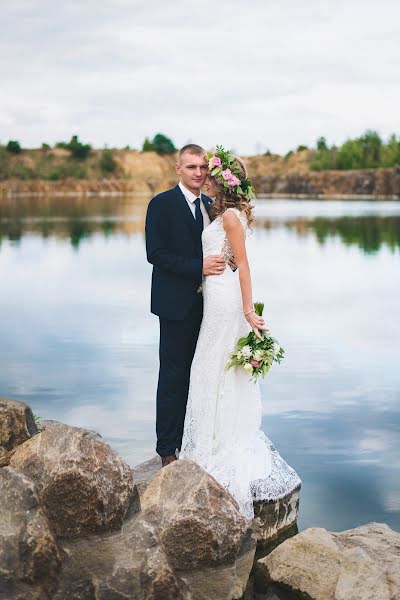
top-left (145, 184), bottom-right (213, 456)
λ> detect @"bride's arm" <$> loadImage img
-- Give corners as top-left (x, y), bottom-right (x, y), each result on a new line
top-left (223, 211), bottom-right (267, 339)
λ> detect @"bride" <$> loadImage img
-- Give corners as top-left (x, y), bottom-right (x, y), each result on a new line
top-left (179, 147), bottom-right (301, 519)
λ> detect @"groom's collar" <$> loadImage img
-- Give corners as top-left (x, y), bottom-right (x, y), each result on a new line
top-left (178, 181), bottom-right (201, 203)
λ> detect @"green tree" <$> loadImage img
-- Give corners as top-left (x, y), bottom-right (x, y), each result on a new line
top-left (381, 134), bottom-right (400, 167)
top-left (360, 130), bottom-right (382, 168)
top-left (152, 133), bottom-right (176, 154)
top-left (311, 130), bottom-right (399, 171)
top-left (297, 144), bottom-right (308, 152)
top-left (336, 139), bottom-right (364, 170)
top-left (41, 143), bottom-right (51, 151)
top-left (6, 140), bottom-right (22, 154)
top-left (316, 136), bottom-right (328, 151)
top-left (142, 137), bottom-right (154, 152)
top-left (99, 148), bottom-right (117, 173)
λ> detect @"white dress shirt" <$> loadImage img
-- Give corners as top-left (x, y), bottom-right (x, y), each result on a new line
top-left (178, 181), bottom-right (211, 229)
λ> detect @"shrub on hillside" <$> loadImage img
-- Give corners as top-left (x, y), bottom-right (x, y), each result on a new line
top-left (6, 140), bottom-right (22, 154)
top-left (47, 163), bottom-right (87, 180)
top-left (68, 135), bottom-right (91, 159)
top-left (55, 135), bottom-right (91, 159)
top-left (142, 137), bottom-right (154, 152)
top-left (99, 148), bottom-right (117, 173)
top-left (142, 133), bottom-right (176, 154)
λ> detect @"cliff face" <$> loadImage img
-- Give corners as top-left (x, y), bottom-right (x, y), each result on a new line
top-left (246, 152), bottom-right (400, 198)
top-left (1, 149), bottom-right (399, 198)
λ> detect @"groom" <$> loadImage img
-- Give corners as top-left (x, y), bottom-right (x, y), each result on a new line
top-left (145, 144), bottom-right (226, 467)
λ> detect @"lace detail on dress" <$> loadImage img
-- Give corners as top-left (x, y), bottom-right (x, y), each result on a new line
top-left (221, 237), bottom-right (234, 263)
top-left (179, 208), bottom-right (301, 519)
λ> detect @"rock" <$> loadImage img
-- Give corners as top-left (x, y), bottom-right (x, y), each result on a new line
top-left (0, 466), bottom-right (62, 600)
top-left (132, 454), bottom-right (161, 496)
top-left (133, 455), bottom-right (301, 548)
top-left (140, 459), bottom-right (256, 599)
top-left (10, 420), bottom-right (138, 538)
top-left (0, 397), bottom-right (38, 453)
top-left (54, 515), bottom-right (191, 600)
top-left (257, 522), bottom-right (400, 600)
top-left (253, 485), bottom-right (301, 547)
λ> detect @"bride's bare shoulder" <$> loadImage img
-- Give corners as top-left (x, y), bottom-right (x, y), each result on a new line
top-left (222, 208), bottom-right (245, 228)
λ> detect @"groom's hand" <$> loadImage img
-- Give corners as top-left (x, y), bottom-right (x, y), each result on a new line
top-left (203, 255), bottom-right (226, 276)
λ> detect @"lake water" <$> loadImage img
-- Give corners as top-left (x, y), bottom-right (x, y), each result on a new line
top-left (1, 195), bottom-right (399, 534)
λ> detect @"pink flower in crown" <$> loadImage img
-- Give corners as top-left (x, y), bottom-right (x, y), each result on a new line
top-left (228, 174), bottom-right (240, 187)
top-left (222, 168), bottom-right (233, 181)
top-left (251, 360), bottom-right (260, 367)
top-left (213, 156), bottom-right (222, 167)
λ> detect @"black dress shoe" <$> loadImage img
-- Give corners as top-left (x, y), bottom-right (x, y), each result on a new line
top-left (161, 455), bottom-right (177, 468)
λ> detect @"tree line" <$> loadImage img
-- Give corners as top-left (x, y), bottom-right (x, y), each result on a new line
top-left (2, 133), bottom-right (177, 158)
top-left (284, 130), bottom-right (400, 171)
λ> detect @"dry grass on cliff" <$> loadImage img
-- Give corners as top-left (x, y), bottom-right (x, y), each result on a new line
top-left (244, 150), bottom-right (313, 178)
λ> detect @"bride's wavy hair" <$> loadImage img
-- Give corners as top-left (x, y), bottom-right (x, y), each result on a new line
top-left (209, 155), bottom-right (255, 227)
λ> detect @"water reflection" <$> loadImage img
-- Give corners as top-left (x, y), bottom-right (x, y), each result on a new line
top-left (0, 195), bottom-right (399, 534)
top-left (1, 196), bottom-right (400, 254)
top-left (0, 196), bottom-right (147, 248)
top-left (298, 216), bottom-right (400, 254)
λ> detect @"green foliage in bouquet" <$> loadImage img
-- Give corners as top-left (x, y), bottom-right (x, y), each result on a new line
top-left (226, 302), bottom-right (285, 382)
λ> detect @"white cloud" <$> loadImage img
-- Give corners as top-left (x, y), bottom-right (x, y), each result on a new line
top-left (1, 0), bottom-right (399, 153)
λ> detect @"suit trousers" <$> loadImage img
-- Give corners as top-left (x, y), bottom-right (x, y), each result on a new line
top-left (156, 294), bottom-right (203, 457)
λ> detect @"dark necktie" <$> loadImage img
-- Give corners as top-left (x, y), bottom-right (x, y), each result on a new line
top-left (194, 197), bottom-right (204, 231)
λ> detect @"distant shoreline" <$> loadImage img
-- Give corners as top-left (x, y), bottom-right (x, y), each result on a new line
top-left (1, 189), bottom-right (399, 201)
top-left (1, 150), bottom-right (399, 200)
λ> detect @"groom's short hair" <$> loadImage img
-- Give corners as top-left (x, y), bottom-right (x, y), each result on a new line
top-left (178, 144), bottom-right (205, 162)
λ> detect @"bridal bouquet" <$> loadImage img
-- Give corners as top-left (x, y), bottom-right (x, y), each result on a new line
top-left (226, 302), bottom-right (285, 382)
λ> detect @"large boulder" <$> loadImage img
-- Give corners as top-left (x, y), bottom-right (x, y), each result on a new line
top-left (140, 459), bottom-right (256, 600)
top-left (10, 420), bottom-right (138, 538)
top-left (133, 455), bottom-right (301, 548)
top-left (0, 397), bottom-right (38, 453)
top-left (54, 515), bottom-right (191, 600)
top-left (0, 466), bottom-right (61, 600)
top-left (257, 522), bottom-right (400, 600)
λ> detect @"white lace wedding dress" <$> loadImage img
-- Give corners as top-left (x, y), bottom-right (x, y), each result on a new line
top-left (179, 207), bottom-right (301, 519)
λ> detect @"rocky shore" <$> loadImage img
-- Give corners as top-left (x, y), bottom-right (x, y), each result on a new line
top-left (1, 396), bottom-right (399, 600)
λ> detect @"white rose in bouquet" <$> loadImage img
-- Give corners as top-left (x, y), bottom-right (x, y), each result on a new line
top-left (241, 345), bottom-right (252, 359)
top-left (253, 349), bottom-right (263, 361)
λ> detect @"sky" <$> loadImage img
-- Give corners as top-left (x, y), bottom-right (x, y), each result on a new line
top-left (1, 0), bottom-right (399, 155)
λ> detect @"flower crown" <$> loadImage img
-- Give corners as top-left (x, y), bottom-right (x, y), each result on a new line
top-left (205, 145), bottom-right (255, 202)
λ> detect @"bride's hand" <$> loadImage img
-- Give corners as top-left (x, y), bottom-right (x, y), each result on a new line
top-left (245, 310), bottom-right (269, 341)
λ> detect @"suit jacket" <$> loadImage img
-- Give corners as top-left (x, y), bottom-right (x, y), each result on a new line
top-left (145, 184), bottom-right (213, 320)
